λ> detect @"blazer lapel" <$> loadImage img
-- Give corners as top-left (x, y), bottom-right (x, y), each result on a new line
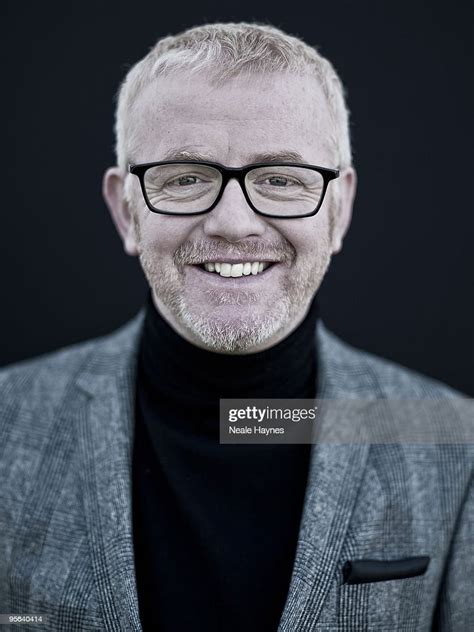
top-left (278, 322), bottom-right (373, 630)
top-left (75, 313), bottom-right (145, 632)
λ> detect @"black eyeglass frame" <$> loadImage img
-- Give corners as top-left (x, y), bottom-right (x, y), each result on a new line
top-left (128, 160), bottom-right (340, 219)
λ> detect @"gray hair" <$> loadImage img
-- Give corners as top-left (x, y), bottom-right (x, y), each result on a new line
top-left (114, 22), bottom-right (353, 179)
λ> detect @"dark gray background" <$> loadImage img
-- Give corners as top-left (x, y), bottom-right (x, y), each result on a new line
top-left (2, 1), bottom-right (472, 395)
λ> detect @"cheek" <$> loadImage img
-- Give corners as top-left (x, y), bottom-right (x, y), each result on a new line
top-left (137, 214), bottom-right (193, 256)
top-left (277, 214), bottom-right (330, 258)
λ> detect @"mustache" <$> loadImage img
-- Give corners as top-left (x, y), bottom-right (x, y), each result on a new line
top-left (174, 239), bottom-right (296, 266)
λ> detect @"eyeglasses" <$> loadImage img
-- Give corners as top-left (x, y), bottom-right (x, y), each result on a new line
top-left (128, 160), bottom-right (339, 219)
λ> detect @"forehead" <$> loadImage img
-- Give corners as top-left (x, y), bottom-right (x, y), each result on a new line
top-left (129, 70), bottom-right (335, 165)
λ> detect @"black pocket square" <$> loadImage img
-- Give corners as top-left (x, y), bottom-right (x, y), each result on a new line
top-left (342, 556), bottom-right (430, 584)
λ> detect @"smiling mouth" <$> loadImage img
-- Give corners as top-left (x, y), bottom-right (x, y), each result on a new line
top-left (196, 261), bottom-right (275, 278)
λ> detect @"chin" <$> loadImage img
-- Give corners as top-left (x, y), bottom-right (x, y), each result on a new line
top-left (179, 307), bottom-right (288, 354)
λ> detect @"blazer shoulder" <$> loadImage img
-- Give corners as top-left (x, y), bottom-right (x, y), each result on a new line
top-left (0, 309), bottom-right (145, 411)
top-left (317, 321), bottom-right (465, 399)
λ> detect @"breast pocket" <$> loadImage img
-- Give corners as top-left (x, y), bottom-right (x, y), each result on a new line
top-left (342, 556), bottom-right (430, 584)
top-left (337, 558), bottom-right (432, 631)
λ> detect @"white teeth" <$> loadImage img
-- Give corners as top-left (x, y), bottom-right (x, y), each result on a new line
top-left (220, 263), bottom-right (232, 277)
top-left (202, 261), bottom-right (273, 278)
top-left (230, 263), bottom-right (243, 277)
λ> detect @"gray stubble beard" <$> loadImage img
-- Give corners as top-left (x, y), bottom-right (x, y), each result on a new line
top-left (138, 242), bottom-right (332, 354)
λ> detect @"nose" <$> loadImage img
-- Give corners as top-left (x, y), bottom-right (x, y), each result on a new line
top-left (202, 178), bottom-right (267, 242)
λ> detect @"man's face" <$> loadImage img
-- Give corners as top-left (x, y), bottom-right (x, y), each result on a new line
top-left (105, 71), bottom-right (356, 353)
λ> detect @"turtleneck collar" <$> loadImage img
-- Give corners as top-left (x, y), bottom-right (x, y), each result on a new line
top-left (138, 290), bottom-right (319, 407)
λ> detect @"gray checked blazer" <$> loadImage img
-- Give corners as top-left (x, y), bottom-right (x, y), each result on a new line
top-left (0, 309), bottom-right (472, 631)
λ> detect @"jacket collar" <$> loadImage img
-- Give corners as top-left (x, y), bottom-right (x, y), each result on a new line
top-left (75, 309), bottom-right (374, 631)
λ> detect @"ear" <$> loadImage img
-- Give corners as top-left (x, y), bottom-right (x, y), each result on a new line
top-left (102, 167), bottom-right (139, 256)
top-left (331, 167), bottom-right (357, 254)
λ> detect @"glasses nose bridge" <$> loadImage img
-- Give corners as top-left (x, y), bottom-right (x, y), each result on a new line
top-left (218, 167), bottom-right (250, 208)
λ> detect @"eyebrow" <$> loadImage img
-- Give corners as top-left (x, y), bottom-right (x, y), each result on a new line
top-left (247, 150), bottom-right (306, 163)
top-left (162, 149), bottom-right (218, 162)
top-left (161, 148), bottom-right (308, 164)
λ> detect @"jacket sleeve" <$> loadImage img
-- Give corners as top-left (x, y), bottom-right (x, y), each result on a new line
top-left (432, 468), bottom-right (474, 630)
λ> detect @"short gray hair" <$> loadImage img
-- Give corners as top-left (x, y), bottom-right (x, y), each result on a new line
top-left (114, 22), bottom-right (353, 176)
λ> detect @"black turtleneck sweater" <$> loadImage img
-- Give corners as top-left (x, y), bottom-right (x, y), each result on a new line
top-left (132, 291), bottom-right (319, 631)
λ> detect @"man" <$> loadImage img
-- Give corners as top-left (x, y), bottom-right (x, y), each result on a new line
top-left (0, 22), bottom-right (472, 632)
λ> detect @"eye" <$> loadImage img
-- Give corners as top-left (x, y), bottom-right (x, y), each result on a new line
top-left (255, 174), bottom-right (302, 188)
top-left (269, 176), bottom-right (290, 187)
top-left (168, 175), bottom-right (201, 187)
